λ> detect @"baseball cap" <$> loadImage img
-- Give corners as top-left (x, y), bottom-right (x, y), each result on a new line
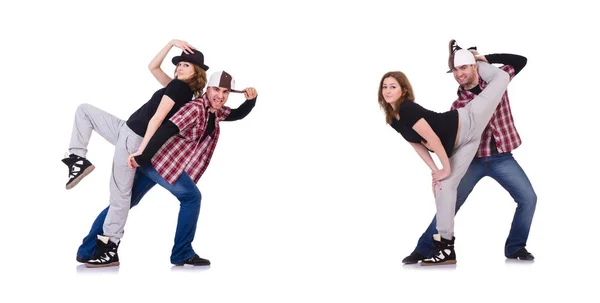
top-left (447, 49), bottom-right (476, 73)
top-left (207, 70), bottom-right (244, 93)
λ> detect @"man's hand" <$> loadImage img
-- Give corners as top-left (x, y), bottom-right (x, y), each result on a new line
top-left (127, 152), bottom-right (142, 169)
top-left (470, 49), bottom-right (488, 63)
top-left (243, 87), bottom-right (258, 100)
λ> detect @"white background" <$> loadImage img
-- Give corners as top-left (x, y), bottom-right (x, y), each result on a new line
top-left (0, 0), bottom-right (598, 302)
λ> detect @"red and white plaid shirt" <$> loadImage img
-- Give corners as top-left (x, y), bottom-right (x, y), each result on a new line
top-left (451, 65), bottom-right (522, 158)
top-left (151, 94), bottom-right (231, 184)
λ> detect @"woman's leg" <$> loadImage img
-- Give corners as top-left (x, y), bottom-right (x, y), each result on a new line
top-left (102, 125), bottom-right (143, 244)
top-left (76, 169), bottom-right (156, 261)
top-left (86, 125), bottom-right (143, 267)
top-left (64, 103), bottom-right (125, 189)
top-left (68, 103), bottom-right (125, 157)
top-left (464, 62), bottom-right (510, 136)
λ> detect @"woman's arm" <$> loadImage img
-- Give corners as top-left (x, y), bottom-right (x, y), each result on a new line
top-left (412, 118), bottom-right (451, 181)
top-left (149, 39), bottom-right (196, 87)
top-left (135, 96), bottom-right (176, 154)
top-left (409, 142), bottom-right (439, 172)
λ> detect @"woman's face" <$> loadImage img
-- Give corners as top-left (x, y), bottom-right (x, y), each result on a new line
top-left (382, 77), bottom-right (403, 104)
top-left (175, 61), bottom-right (195, 81)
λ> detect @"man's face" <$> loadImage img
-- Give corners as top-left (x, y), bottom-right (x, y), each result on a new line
top-left (452, 64), bottom-right (478, 87)
top-left (206, 86), bottom-right (230, 110)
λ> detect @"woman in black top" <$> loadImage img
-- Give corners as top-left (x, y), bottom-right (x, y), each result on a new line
top-left (378, 56), bottom-right (510, 265)
top-left (62, 39), bottom-right (208, 267)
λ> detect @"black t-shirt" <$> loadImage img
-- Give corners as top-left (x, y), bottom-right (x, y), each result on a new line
top-left (126, 79), bottom-right (193, 137)
top-left (390, 100), bottom-right (459, 157)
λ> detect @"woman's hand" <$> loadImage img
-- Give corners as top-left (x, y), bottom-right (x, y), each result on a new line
top-left (432, 168), bottom-right (450, 182)
top-left (431, 169), bottom-right (444, 197)
top-left (170, 39), bottom-right (196, 54)
top-left (432, 180), bottom-right (441, 198)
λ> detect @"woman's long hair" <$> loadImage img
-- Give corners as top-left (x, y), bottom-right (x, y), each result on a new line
top-left (378, 71), bottom-right (415, 124)
top-left (176, 65), bottom-right (207, 98)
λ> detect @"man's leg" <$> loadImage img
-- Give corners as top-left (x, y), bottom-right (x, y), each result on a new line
top-left (76, 169), bottom-right (156, 262)
top-left (411, 158), bottom-right (486, 258)
top-left (488, 153), bottom-right (537, 258)
top-left (136, 165), bottom-right (202, 265)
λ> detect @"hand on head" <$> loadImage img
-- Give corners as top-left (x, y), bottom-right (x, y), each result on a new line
top-left (242, 88), bottom-right (258, 100)
top-left (171, 39), bottom-right (197, 54)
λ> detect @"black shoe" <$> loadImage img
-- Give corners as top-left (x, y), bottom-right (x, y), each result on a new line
top-left (402, 251), bottom-right (426, 264)
top-left (86, 236), bottom-right (120, 268)
top-left (62, 153), bottom-right (95, 189)
top-left (448, 39), bottom-right (461, 55)
top-left (507, 248), bottom-right (535, 261)
top-left (76, 255), bottom-right (89, 263)
top-left (421, 234), bottom-right (457, 266)
top-left (175, 254), bottom-right (210, 266)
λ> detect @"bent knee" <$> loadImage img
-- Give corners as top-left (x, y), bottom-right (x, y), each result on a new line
top-left (519, 190), bottom-right (537, 207)
top-left (179, 189), bottom-right (202, 204)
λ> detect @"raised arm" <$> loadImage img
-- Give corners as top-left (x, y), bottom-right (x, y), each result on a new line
top-left (149, 39), bottom-right (197, 87)
top-left (225, 88), bottom-right (258, 121)
top-left (485, 53), bottom-right (527, 75)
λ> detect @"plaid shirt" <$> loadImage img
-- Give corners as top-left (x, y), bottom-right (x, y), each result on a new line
top-left (451, 65), bottom-right (522, 158)
top-left (151, 94), bottom-right (231, 184)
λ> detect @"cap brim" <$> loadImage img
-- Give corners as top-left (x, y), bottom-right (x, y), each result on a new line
top-left (230, 89), bottom-right (245, 93)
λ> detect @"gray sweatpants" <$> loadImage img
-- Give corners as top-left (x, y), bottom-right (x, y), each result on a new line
top-left (69, 103), bottom-right (143, 244)
top-left (434, 62), bottom-right (510, 240)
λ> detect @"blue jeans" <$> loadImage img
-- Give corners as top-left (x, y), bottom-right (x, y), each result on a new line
top-left (77, 165), bottom-right (202, 264)
top-left (413, 152), bottom-right (537, 257)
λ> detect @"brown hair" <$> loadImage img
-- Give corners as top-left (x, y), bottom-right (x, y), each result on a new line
top-left (378, 71), bottom-right (415, 124)
top-left (175, 65), bottom-right (207, 98)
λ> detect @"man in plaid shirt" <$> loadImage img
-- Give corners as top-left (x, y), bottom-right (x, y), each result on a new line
top-left (76, 71), bottom-right (257, 266)
top-left (403, 40), bottom-right (537, 264)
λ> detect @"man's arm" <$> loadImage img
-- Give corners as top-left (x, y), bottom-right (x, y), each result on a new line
top-left (130, 102), bottom-right (200, 167)
top-left (485, 53), bottom-right (527, 75)
top-left (133, 121), bottom-right (180, 166)
top-left (225, 87), bottom-right (258, 121)
top-left (225, 98), bottom-right (256, 121)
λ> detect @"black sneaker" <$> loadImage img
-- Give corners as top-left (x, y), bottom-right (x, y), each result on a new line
top-left (421, 234), bottom-right (457, 266)
top-left (402, 251), bottom-right (426, 264)
top-left (86, 236), bottom-right (120, 268)
top-left (175, 254), bottom-right (211, 266)
top-left (507, 248), bottom-right (535, 261)
top-left (62, 153), bottom-right (95, 189)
